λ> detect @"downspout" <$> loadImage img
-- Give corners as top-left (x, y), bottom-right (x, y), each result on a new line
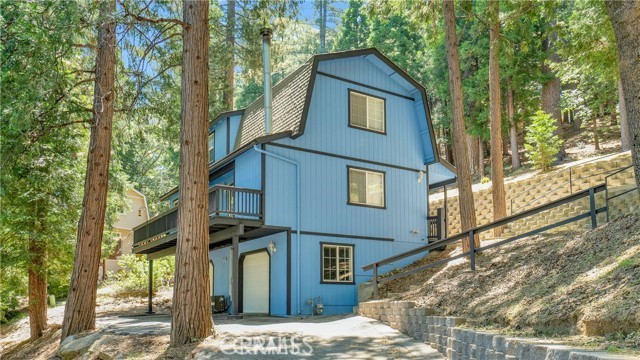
top-left (253, 145), bottom-right (301, 315)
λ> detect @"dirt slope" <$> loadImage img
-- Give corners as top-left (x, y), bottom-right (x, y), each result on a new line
top-left (380, 215), bottom-right (640, 340)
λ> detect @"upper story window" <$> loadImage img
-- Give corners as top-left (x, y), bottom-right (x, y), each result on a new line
top-left (349, 89), bottom-right (386, 134)
top-left (348, 166), bottom-right (385, 208)
top-left (321, 243), bottom-right (354, 284)
top-left (208, 132), bottom-right (215, 162)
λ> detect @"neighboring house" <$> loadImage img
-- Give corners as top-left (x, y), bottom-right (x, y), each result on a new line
top-left (132, 48), bottom-right (456, 316)
top-left (103, 188), bottom-right (150, 275)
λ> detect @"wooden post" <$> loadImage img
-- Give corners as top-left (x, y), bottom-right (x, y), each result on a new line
top-left (443, 185), bottom-right (449, 237)
top-left (468, 230), bottom-right (476, 271)
top-left (147, 259), bottom-right (154, 314)
top-left (230, 235), bottom-right (240, 317)
top-left (373, 264), bottom-right (378, 300)
top-left (589, 188), bottom-right (597, 229)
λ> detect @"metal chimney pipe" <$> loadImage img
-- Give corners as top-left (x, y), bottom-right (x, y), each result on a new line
top-left (260, 27), bottom-right (273, 135)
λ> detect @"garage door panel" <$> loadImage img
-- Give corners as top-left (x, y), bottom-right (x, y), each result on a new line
top-left (243, 252), bottom-right (269, 314)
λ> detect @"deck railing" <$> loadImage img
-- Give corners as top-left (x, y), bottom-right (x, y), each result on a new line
top-left (363, 184), bottom-right (607, 300)
top-left (133, 185), bottom-right (263, 245)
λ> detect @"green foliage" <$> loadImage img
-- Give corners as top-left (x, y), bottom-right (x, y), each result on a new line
top-left (524, 111), bottom-right (564, 171)
top-left (333, 0), bottom-right (369, 51)
top-left (108, 255), bottom-right (174, 297)
top-left (0, 0), bottom-right (91, 316)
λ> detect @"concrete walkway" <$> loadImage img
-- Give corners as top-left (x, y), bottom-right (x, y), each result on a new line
top-left (98, 314), bottom-right (444, 359)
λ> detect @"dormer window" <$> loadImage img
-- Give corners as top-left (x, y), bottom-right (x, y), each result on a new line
top-left (208, 132), bottom-right (215, 162)
top-left (349, 89), bottom-right (386, 134)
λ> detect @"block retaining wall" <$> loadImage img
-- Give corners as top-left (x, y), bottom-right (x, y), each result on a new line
top-left (430, 152), bottom-right (635, 238)
top-left (357, 300), bottom-right (635, 360)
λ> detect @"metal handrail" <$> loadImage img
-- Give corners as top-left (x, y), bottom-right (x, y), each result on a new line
top-left (604, 165), bottom-right (637, 222)
top-left (363, 184), bottom-right (607, 300)
top-left (510, 152), bottom-right (629, 215)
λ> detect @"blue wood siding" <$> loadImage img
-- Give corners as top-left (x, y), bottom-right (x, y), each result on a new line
top-left (264, 145), bottom-right (428, 242)
top-left (212, 119), bottom-right (227, 162)
top-left (209, 232), bottom-right (288, 316)
top-left (289, 233), bottom-right (424, 315)
top-left (234, 149), bottom-right (261, 190)
top-left (276, 75), bottom-right (426, 170)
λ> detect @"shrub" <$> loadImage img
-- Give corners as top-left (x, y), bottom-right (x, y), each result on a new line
top-left (524, 110), bottom-right (563, 172)
top-left (108, 254), bottom-right (174, 297)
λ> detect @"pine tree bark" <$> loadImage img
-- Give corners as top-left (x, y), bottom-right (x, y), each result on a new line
top-left (61, 0), bottom-right (116, 340)
top-left (618, 78), bottom-right (631, 151)
top-left (319, 0), bottom-right (327, 53)
top-left (478, 139), bottom-right (485, 177)
top-left (607, 0), bottom-right (640, 189)
top-left (488, 0), bottom-right (506, 236)
top-left (507, 77), bottom-right (520, 169)
top-left (442, 0), bottom-right (478, 251)
top-left (223, 0), bottom-right (235, 110)
top-left (541, 32), bottom-right (565, 160)
top-left (170, 0), bottom-right (213, 347)
top-left (28, 229), bottom-right (47, 339)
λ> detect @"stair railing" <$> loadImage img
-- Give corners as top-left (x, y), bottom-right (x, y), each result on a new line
top-left (510, 152), bottom-right (629, 215)
top-left (364, 184), bottom-right (607, 300)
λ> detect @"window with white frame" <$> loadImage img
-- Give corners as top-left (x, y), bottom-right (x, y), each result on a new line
top-left (321, 243), bottom-right (354, 283)
top-left (208, 132), bottom-right (215, 162)
top-left (349, 90), bottom-right (385, 133)
top-left (348, 167), bottom-right (385, 208)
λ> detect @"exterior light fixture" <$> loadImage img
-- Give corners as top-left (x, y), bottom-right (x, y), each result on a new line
top-left (418, 171), bottom-right (424, 183)
top-left (268, 240), bottom-right (276, 254)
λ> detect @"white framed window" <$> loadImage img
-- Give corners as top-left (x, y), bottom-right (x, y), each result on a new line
top-left (208, 132), bottom-right (215, 162)
top-left (348, 167), bottom-right (385, 208)
top-left (349, 90), bottom-right (386, 133)
top-left (321, 243), bottom-right (354, 283)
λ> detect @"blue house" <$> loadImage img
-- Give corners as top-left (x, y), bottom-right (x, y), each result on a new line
top-left (132, 48), bottom-right (456, 316)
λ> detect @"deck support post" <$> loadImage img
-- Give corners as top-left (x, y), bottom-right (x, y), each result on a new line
top-left (230, 234), bottom-right (241, 318)
top-left (443, 185), bottom-right (448, 237)
top-left (589, 188), bottom-right (597, 229)
top-left (373, 264), bottom-right (378, 300)
top-left (468, 231), bottom-right (476, 271)
top-left (147, 259), bottom-right (154, 314)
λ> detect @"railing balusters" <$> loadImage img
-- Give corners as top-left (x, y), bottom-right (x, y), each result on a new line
top-left (134, 185), bottom-right (264, 245)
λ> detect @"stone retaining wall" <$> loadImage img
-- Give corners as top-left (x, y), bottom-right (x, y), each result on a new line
top-left (357, 300), bottom-right (635, 360)
top-left (430, 152), bottom-right (634, 239)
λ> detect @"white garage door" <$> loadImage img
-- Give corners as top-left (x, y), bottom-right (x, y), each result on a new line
top-left (242, 251), bottom-right (269, 314)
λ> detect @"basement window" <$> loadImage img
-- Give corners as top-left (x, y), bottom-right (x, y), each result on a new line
top-left (321, 243), bottom-right (354, 284)
top-left (348, 167), bottom-right (385, 208)
top-left (349, 90), bottom-right (386, 134)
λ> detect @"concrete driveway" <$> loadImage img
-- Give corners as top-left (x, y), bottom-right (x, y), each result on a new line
top-left (99, 314), bottom-right (444, 359)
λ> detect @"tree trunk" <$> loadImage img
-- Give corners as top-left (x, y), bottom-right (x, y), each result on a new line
top-left (223, 0), bottom-right (235, 110)
top-left (541, 33), bottom-right (565, 161)
top-left (319, 0), bottom-right (327, 53)
top-left (442, 0), bottom-right (478, 251)
top-left (507, 77), bottom-right (520, 169)
top-left (618, 78), bottom-right (631, 151)
top-left (607, 0), bottom-right (640, 190)
top-left (595, 104), bottom-right (602, 151)
top-left (478, 139), bottom-right (485, 177)
top-left (28, 234), bottom-right (47, 339)
top-left (609, 99), bottom-right (617, 126)
top-left (61, 0), bottom-right (116, 340)
top-left (170, 0), bottom-right (213, 347)
top-left (488, 0), bottom-right (506, 236)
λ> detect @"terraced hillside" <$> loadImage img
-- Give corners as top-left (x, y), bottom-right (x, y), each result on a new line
top-left (378, 215), bottom-right (640, 352)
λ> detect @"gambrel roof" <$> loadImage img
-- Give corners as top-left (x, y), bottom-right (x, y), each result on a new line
top-left (225, 48), bottom-right (439, 164)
